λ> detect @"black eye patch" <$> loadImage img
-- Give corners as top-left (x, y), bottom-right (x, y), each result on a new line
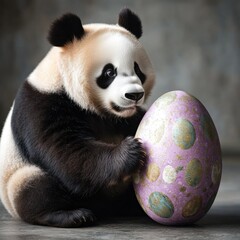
top-left (134, 62), bottom-right (146, 84)
top-left (97, 63), bottom-right (117, 89)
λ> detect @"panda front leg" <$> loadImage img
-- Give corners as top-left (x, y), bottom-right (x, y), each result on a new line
top-left (78, 136), bottom-right (146, 193)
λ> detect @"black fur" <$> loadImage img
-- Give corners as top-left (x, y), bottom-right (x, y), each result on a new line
top-left (15, 174), bottom-right (97, 227)
top-left (134, 62), bottom-right (146, 84)
top-left (118, 8), bottom-right (142, 39)
top-left (48, 13), bottom-right (84, 47)
top-left (11, 81), bottom-right (146, 227)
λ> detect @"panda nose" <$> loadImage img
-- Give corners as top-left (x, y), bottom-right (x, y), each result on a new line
top-left (125, 92), bottom-right (144, 101)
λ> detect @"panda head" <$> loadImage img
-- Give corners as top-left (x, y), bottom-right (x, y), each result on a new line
top-left (47, 8), bottom-right (155, 118)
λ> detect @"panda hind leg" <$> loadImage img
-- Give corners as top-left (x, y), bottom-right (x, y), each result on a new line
top-left (9, 166), bottom-right (97, 227)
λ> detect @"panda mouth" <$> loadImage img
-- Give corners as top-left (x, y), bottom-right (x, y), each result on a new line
top-left (111, 102), bottom-right (136, 112)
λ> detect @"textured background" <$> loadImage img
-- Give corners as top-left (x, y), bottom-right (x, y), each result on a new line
top-left (0, 0), bottom-right (239, 154)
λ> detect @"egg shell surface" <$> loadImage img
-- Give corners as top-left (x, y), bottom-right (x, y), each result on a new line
top-left (134, 91), bottom-right (222, 225)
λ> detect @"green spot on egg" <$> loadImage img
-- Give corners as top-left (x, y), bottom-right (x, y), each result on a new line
top-left (211, 164), bottom-right (221, 185)
top-left (149, 119), bottom-right (165, 144)
top-left (179, 186), bottom-right (186, 192)
top-left (146, 162), bottom-right (160, 182)
top-left (172, 119), bottom-right (196, 149)
top-left (182, 196), bottom-right (202, 218)
top-left (154, 92), bottom-right (176, 108)
top-left (200, 114), bottom-right (216, 141)
top-left (148, 192), bottom-right (174, 218)
top-left (162, 165), bottom-right (177, 184)
top-left (185, 159), bottom-right (203, 187)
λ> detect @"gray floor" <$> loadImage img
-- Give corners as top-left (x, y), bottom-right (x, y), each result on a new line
top-left (0, 157), bottom-right (240, 240)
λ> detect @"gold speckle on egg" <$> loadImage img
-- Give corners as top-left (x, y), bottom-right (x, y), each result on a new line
top-left (172, 119), bottom-right (196, 149)
top-left (193, 107), bottom-right (199, 114)
top-left (176, 166), bottom-right (184, 173)
top-left (163, 165), bottom-right (177, 184)
top-left (179, 186), bottom-right (186, 192)
top-left (176, 154), bottom-right (183, 160)
top-left (185, 159), bottom-right (203, 187)
top-left (146, 162), bottom-right (160, 182)
top-left (182, 196), bottom-right (202, 218)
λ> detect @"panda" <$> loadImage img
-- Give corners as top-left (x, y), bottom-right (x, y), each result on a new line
top-left (0, 8), bottom-right (155, 227)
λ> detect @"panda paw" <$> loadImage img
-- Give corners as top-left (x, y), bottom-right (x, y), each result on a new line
top-left (68, 208), bottom-right (97, 227)
top-left (40, 208), bottom-right (97, 228)
top-left (119, 136), bottom-right (147, 175)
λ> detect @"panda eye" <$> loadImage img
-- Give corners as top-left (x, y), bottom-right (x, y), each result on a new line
top-left (105, 68), bottom-right (115, 78)
top-left (97, 63), bottom-right (117, 89)
top-left (104, 66), bottom-right (116, 78)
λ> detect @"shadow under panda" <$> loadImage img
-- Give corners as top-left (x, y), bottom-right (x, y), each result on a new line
top-left (0, 8), bottom-right (155, 227)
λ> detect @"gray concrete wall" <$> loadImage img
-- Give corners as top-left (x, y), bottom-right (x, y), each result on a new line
top-left (0, 0), bottom-right (239, 153)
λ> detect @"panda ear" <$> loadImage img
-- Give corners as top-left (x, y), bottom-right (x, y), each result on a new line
top-left (118, 8), bottom-right (142, 39)
top-left (48, 13), bottom-right (85, 47)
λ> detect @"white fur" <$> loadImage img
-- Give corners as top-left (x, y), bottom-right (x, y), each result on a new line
top-left (28, 47), bottom-right (63, 93)
top-left (0, 106), bottom-right (43, 217)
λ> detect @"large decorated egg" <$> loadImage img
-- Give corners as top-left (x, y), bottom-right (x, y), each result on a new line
top-left (134, 91), bottom-right (222, 225)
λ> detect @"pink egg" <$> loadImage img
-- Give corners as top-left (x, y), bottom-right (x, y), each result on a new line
top-left (134, 91), bottom-right (222, 225)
